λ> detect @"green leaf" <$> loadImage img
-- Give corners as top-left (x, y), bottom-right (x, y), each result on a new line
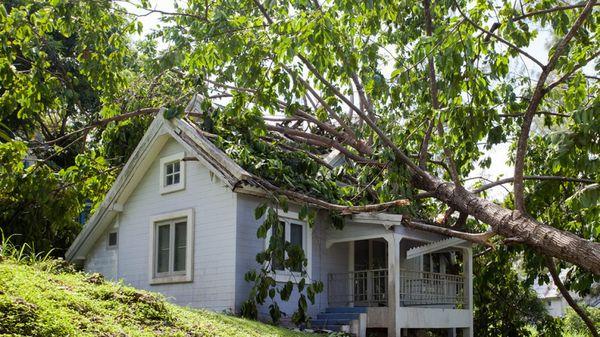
top-left (254, 203), bottom-right (268, 220)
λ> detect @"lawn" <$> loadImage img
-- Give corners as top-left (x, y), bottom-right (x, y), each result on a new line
top-left (0, 257), bottom-right (315, 337)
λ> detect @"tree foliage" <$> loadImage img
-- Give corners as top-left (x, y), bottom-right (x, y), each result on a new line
top-left (473, 245), bottom-right (563, 336)
top-left (0, 0), bottom-right (136, 253)
top-left (1, 0), bottom-right (599, 332)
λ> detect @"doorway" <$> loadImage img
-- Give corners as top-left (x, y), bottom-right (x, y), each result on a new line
top-left (353, 239), bottom-right (388, 306)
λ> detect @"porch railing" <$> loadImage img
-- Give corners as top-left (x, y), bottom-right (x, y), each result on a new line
top-left (328, 269), bottom-right (388, 307)
top-left (327, 269), bottom-right (466, 308)
top-left (398, 269), bottom-right (465, 307)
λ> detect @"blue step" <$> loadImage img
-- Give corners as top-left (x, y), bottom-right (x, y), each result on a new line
top-left (325, 306), bottom-right (368, 313)
top-left (317, 312), bottom-right (360, 320)
top-left (311, 324), bottom-right (349, 332)
top-left (311, 318), bottom-right (352, 326)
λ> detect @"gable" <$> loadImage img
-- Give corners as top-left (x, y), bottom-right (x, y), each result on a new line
top-left (66, 113), bottom-right (254, 261)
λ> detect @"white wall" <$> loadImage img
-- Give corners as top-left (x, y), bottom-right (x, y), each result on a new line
top-left (85, 223), bottom-right (118, 280)
top-left (545, 297), bottom-right (568, 317)
top-left (85, 138), bottom-right (238, 311)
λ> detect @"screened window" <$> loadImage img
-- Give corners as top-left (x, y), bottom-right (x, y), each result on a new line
top-left (155, 219), bottom-right (188, 277)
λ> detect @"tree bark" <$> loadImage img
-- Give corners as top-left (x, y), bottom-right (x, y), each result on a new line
top-left (414, 173), bottom-right (600, 275)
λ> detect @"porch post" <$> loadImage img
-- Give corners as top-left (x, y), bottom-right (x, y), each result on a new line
top-left (463, 247), bottom-right (473, 337)
top-left (348, 241), bottom-right (355, 307)
top-left (387, 233), bottom-right (401, 337)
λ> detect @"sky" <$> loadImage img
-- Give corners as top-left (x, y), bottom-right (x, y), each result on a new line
top-left (119, 0), bottom-right (576, 199)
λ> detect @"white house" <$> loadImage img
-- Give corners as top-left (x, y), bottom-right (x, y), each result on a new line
top-left (66, 108), bottom-right (474, 337)
top-left (534, 281), bottom-right (571, 318)
top-left (533, 271), bottom-right (585, 318)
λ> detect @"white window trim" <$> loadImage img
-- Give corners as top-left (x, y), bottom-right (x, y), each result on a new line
top-left (265, 210), bottom-right (312, 283)
top-left (159, 152), bottom-right (186, 194)
top-left (148, 208), bottom-right (194, 285)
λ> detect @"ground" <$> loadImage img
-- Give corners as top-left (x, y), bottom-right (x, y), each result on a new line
top-left (0, 257), bottom-right (315, 337)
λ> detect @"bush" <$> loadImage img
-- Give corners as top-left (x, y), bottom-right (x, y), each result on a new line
top-left (563, 306), bottom-right (600, 336)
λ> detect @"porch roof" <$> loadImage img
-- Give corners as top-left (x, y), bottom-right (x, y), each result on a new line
top-left (405, 237), bottom-right (468, 259)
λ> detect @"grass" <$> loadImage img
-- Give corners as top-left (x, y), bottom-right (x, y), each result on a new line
top-left (0, 256), bottom-right (315, 337)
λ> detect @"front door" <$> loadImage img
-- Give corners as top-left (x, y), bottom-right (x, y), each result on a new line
top-left (354, 239), bottom-right (388, 306)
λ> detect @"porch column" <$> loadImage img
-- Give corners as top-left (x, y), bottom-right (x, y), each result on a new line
top-left (348, 241), bottom-right (355, 307)
top-left (387, 233), bottom-right (401, 337)
top-left (463, 247), bottom-right (473, 337)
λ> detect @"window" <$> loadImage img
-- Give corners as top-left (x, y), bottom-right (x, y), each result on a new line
top-left (107, 231), bottom-right (118, 248)
top-left (155, 220), bottom-right (187, 274)
top-left (149, 209), bottom-right (194, 284)
top-left (267, 212), bottom-right (312, 283)
top-left (159, 152), bottom-right (185, 194)
top-left (165, 161), bottom-right (181, 186)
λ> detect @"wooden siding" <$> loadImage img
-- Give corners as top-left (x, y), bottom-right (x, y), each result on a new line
top-left (85, 224), bottom-right (118, 280)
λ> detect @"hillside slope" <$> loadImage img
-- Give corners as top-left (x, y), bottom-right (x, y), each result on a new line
top-left (0, 258), bottom-right (312, 337)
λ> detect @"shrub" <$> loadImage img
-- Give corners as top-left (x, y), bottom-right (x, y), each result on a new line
top-left (563, 306), bottom-right (600, 336)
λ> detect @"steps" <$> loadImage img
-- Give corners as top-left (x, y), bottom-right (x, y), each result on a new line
top-left (310, 307), bottom-right (367, 336)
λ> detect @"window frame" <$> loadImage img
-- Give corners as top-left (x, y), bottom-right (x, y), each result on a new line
top-left (265, 211), bottom-right (312, 283)
top-left (159, 152), bottom-right (186, 194)
top-left (148, 209), bottom-right (194, 285)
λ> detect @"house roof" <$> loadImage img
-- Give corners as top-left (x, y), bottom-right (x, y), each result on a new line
top-left (65, 100), bottom-right (426, 261)
top-left (533, 269), bottom-right (577, 300)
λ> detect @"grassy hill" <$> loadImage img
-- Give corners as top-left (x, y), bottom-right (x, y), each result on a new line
top-left (0, 256), bottom-right (314, 337)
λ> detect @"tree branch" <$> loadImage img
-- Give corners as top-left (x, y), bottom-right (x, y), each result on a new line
top-left (404, 219), bottom-right (495, 247)
top-left (454, 1), bottom-right (545, 68)
top-left (135, 7), bottom-right (209, 22)
top-left (418, 119), bottom-right (436, 169)
top-left (513, 0), bottom-right (597, 212)
top-left (254, 176), bottom-right (409, 215)
top-left (545, 49), bottom-right (600, 92)
top-left (498, 111), bottom-right (571, 118)
top-left (265, 124), bottom-right (382, 167)
top-left (423, 0), bottom-right (462, 186)
top-left (472, 175), bottom-right (597, 193)
top-left (546, 257), bottom-right (599, 337)
top-left (43, 108), bottom-right (161, 145)
top-left (512, 3), bottom-right (600, 21)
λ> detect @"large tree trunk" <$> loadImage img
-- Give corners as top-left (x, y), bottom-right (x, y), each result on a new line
top-left (414, 173), bottom-right (600, 275)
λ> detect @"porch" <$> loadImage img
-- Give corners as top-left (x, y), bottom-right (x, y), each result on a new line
top-left (322, 213), bottom-right (473, 337)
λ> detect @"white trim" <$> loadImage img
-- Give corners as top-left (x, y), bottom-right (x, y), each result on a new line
top-left (148, 208), bottom-right (194, 285)
top-left (159, 152), bottom-right (186, 194)
top-left (406, 237), bottom-right (466, 260)
top-left (265, 211), bottom-right (313, 283)
top-left (326, 233), bottom-right (391, 249)
top-left (351, 212), bottom-right (403, 224)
